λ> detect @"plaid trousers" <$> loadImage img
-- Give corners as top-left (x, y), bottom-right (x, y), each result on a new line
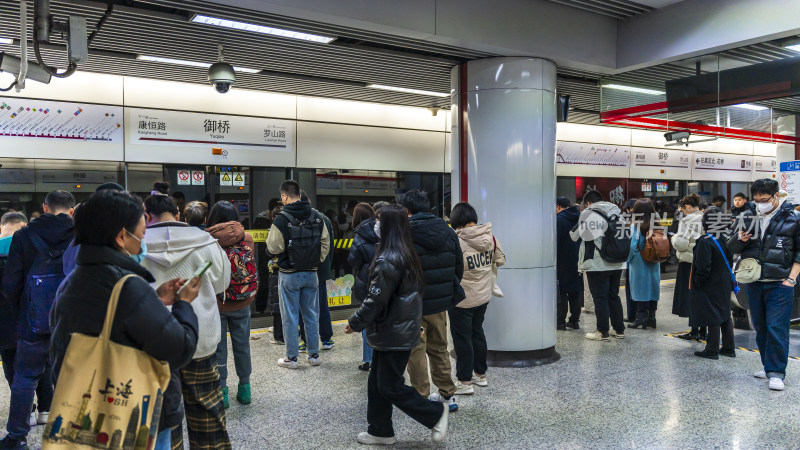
top-left (175, 354), bottom-right (231, 450)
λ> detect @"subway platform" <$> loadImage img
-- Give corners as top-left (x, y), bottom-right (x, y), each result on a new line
top-left (3, 281), bottom-right (800, 449)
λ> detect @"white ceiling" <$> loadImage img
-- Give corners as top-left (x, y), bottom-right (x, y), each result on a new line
top-left (634, 0), bottom-right (685, 8)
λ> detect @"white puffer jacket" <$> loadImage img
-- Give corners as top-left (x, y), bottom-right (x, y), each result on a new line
top-left (671, 210), bottom-right (703, 263)
top-left (569, 201), bottom-right (628, 273)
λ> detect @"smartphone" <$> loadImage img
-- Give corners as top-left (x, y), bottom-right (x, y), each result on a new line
top-left (177, 261), bottom-right (212, 295)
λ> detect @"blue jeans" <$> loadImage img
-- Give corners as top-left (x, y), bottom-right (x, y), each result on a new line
top-left (154, 428), bottom-right (172, 450)
top-left (362, 330), bottom-right (373, 363)
top-left (216, 307), bottom-right (252, 388)
top-left (7, 334), bottom-right (53, 438)
top-left (747, 281), bottom-right (794, 379)
top-left (300, 279), bottom-right (334, 343)
top-left (279, 271), bottom-right (320, 359)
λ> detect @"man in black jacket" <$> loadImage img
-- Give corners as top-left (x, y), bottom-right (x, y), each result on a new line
top-left (556, 197), bottom-right (583, 330)
top-left (1, 191), bottom-right (75, 448)
top-left (728, 179), bottom-right (800, 391)
top-left (400, 190), bottom-right (463, 412)
top-left (729, 192), bottom-right (756, 220)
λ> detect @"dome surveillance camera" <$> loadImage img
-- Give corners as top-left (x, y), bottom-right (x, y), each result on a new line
top-left (208, 62), bottom-right (235, 94)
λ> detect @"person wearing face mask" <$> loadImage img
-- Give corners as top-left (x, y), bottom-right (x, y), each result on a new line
top-left (141, 182), bottom-right (232, 449)
top-left (729, 179), bottom-right (800, 391)
top-left (348, 202), bottom-right (379, 371)
top-left (0, 191), bottom-right (76, 449)
top-left (49, 190), bottom-right (202, 450)
top-left (671, 193), bottom-right (705, 340)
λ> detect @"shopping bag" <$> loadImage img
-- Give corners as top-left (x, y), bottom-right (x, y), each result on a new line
top-left (43, 275), bottom-right (171, 450)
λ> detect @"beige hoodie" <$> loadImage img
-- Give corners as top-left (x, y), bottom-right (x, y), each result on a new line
top-left (455, 223), bottom-right (506, 309)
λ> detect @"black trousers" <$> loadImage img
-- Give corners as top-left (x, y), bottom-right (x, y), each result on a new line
top-left (367, 350), bottom-right (444, 438)
top-left (586, 270), bottom-right (625, 334)
top-left (625, 273), bottom-right (635, 321)
top-left (449, 304), bottom-right (488, 382)
top-left (557, 291), bottom-right (582, 325)
top-left (273, 311), bottom-right (283, 340)
top-left (705, 318), bottom-right (734, 353)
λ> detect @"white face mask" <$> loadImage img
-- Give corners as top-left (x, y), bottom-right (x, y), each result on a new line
top-left (757, 201), bottom-right (775, 215)
top-left (373, 220), bottom-right (381, 238)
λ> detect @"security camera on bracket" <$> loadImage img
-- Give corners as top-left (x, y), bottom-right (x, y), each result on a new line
top-left (664, 130), bottom-right (717, 147)
top-left (209, 44), bottom-right (235, 94)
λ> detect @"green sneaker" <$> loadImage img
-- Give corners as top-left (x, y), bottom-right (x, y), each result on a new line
top-left (299, 341), bottom-right (307, 353)
top-left (222, 386), bottom-right (230, 409)
top-left (237, 383), bottom-right (251, 405)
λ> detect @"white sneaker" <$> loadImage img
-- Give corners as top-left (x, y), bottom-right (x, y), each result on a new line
top-left (454, 382), bottom-right (474, 395)
top-left (277, 357), bottom-right (298, 369)
top-left (754, 370), bottom-right (767, 379)
top-left (307, 355), bottom-right (321, 366)
top-left (357, 432), bottom-right (396, 445)
top-left (431, 404), bottom-right (449, 443)
top-left (472, 375), bottom-right (488, 387)
top-left (769, 377), bottom-right (785, 391)
top-left (37, 412), bottom-right (48, 425)
top-left (585, 330), bottom-right (610, 341)
top-left (28, 412), bottom-right (37, 427)
top-left (610, 330), bottom-right (625, 340)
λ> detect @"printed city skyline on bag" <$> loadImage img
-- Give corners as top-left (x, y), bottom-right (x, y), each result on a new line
top-left (44, 369), bottom-right (164, 450)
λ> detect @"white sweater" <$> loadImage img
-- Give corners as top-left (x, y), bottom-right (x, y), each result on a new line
top-left (671, 210), bottom-right (703, 263)
top-left (143, 222), bottom-right (231, 360)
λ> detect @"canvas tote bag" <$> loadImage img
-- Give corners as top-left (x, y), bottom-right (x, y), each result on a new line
top-left (43, 275), bottom-right (171, 450)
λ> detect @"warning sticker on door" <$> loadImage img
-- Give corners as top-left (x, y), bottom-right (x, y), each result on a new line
top-left (177, 170), bottom-right (191, 186)
top-left (191, 170), bottom-right (205, 186)
top-left (220, 172), bottom-right (232, 186)
top-left (233, 172), bottom-right (245, 187)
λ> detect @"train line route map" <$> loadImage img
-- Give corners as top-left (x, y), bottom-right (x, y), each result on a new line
top-left (0, 97), bottom-right (123, 142)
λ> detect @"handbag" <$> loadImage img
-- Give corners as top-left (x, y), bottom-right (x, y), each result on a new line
top-left (734, 257), bottom-right (761, 284)
top-left (492, 236), bottom-right (504, 298)
top-left (638, 229), bottom-right (670, 264)
top-left (43, 275), bottom-right (171, 450)
top-left (707, 234), bottom-right (740, 294)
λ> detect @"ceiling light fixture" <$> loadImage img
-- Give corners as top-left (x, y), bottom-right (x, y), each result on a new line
top-left (0, 38), bottom-right (12, 45)
top-left (732, 103), bottom-right (768, 111)
top-left (602, 84), bottom-right (665, 95)
top-left (137, 55), bottom-right (259, 73)
top-left (366, 83), bottom-right (450, 97)
top-left (787, 44), bottom-right (800, 52)
top-left (191, 14), bottom-right (335, 44)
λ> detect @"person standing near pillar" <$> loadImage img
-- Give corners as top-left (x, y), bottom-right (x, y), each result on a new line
top-left (400, 189), bottom-right (463, 412)
top-left (569, 190), bottom-right (628, 342)
top-left (671, 194), bottom-right (704, 340)
top-left (556, 197), bottom-right (583, 330)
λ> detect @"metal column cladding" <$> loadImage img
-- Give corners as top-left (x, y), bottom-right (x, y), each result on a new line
top-left (464, 58), bottom-right (558, 358)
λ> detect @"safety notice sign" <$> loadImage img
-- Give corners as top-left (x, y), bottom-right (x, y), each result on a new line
top-left (177, 170), bottom-right (191, 186)
top-left (233, 172), bottom-right (245, 187)
top-left (191, 170), bottom-right (205, 186)
top-left (220, 172), bottom-right (232, 186)
top-left (780, 161), bottom-right (800, 205)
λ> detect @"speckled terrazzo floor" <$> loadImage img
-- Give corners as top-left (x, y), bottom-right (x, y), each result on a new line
top-left (5, 281), bottom-right (800, 449)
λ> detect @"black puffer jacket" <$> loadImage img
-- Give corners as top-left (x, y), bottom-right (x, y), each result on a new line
top-left (348, 254), bottom-right (423, 351)
top-left (408, 213), bottom-right (464, 315)
top-left (557, 206), bottom-right (583, 293)
top-left (50, 244), bottom-right (199, 430)
top-left (348, 217), bottom-right (378, 303)
top-left (728, 201), bottom-right (800, 280)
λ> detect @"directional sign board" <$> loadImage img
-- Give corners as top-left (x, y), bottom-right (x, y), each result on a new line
top-left (780, 161), bottom-right (800, 205)
top-left (220, 172), bottom-right (232, 186)
top-left (177, 170), bottom-right (191, 185)
top-left (191, 170), bottom-right (205, 186)
top-left (233, 172), bottom-right (245, 187)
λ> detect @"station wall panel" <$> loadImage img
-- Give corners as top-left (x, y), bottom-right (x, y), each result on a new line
top-left (297, 97), bottom-right (446, 131)
top-left (296, 122), bottom-right (446, 172)
top-left (0, 72), bottom-right (124, 105)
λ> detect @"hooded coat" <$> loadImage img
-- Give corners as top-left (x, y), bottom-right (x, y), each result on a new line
top-left (455, 223), bottom-right (505, 309)
top-left (408, 212), bottom-right (465, 315)
top-left (51, 244), bottom-right (198, 431)
top-left (672, 210), bottom-right (703, 264)
top-left (556, 206), bottom-right (583, 293)
top-left (569, 202), bottom-right (627, 273)
top-left (348, 217), bottom-right (379, 303)
top-left (142, 221), bottom-right (230, 359)
top-left (689, 235), bottom-right (734, 327)
top-left (206, 221), bottom-right (257, 312)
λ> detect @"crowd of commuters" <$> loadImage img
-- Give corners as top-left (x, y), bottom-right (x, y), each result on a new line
top-left (0, 176), bottom-right (798, 448)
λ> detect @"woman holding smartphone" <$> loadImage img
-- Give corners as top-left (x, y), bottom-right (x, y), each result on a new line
top-left (345, 205), bottom-right (449, 446)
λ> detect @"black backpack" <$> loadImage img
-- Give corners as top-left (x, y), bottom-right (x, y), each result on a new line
top-left (24, 231), bottom-right (67, 335)
top-left (589, 209), bottom-right (631, 264)
top-left (279, 210), bottom-right (324, 270)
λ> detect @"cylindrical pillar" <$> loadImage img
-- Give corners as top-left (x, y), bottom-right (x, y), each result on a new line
top-left (451, 58), bottom-right (559, 366)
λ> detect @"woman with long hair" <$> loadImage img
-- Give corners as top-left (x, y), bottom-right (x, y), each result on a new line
top-left (345, 205), bottom-right (449, 445)
top-left (206, 201), bottom-right (259, 408)
top-left (347, 202), bottom-right (377, 371)
top-left (671, 193), bottom-right (705, 339)
top-left (626, 198), bottom-right (661, 329)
